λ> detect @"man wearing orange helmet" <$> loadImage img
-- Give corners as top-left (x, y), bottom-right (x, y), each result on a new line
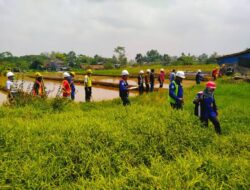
top-left (193, 81), bottom-right (221, 134)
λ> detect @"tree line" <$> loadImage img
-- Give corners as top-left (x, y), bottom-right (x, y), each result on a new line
top-left (135, 50), bottom-right (218, 66)
top-left (0, 47), bottom-right (219, 72)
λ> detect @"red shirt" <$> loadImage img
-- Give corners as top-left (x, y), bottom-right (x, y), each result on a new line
top-left (62, 80), bottom-right (71, 97)
top-left (159, 72), bottom-right (165, 81)
top-left (212, 69), bottom-right (218, 76)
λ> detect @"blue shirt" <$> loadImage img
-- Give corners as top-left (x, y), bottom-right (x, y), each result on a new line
top-left (119, 79), bottom-right (128, 97)
top-left (169, 81), bottom-right (183, 103)
top-left (170, 72), bottom-right (175, 81)
top-left (196, 73), bottom-right (203, 83)
top-left (68, 77), bottom-right (75, 93)
top-left (203, 96), bottom-right (217, 118)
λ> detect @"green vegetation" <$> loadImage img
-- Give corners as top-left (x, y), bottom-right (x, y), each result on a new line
top-left (135, 51), bottom-right (218, 65)
top-left (0, 50), bottom-right (218, 74)
top-left (91, 64), bottom-right (217, 76)
top-left (0, 79), bottom-right (249, 189)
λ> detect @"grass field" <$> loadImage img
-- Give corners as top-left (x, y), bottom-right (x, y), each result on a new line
top-left (0, 78), bottom-right (249, 189)
top-left (23, 64), bottom-right (217, 77)
top-left (84, 64), bottom-right (217, 76)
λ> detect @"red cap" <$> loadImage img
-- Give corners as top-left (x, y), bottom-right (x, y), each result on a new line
top-left (206, 81), bottom-right (216, 89)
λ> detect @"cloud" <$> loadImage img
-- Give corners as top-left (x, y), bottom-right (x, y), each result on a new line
top-left (0, 0), bottom-right (250, 58)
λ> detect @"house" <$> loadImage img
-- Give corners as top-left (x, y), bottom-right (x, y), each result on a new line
top-left (217, 49), bottom-right (250, 75)
top-left (85, 64), bottom-right (105, 70)
top-left (45, 60), bottom-right (70, 71)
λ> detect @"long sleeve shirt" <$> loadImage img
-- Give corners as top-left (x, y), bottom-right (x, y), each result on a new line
top-left (169, 81), bottom-right (183, 103)
top-left (159, 72), bottom-right (165, 82)
top-left (68, 77), bottom-right (75, 93)
top-left (138, 75), bottom-right (144, 86)
top-left (119, 79), bottom-right (129, 97)
top-left (150, 73), bottom-right (154, 84)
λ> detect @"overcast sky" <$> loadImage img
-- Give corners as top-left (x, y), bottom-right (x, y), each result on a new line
top-left (0, 0), bottom-right (250, 59)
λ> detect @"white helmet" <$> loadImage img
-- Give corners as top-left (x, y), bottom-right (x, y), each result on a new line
top-left (160, 68), bottom-right (164, 72)
top-left (139, 70), bottom-right (144, 74)
top-left (121, 70), bottom-right (129, 76)
top-left (197, 69), bottom-right (201, 73)
top-left (63, 72), bottom-right (70, 78)
top-left (176, 71), bottom-right (185, 79)
top-left (146, 69), bottom-right (151, 73)
top-left (6, 72), bottom-right (14, 78)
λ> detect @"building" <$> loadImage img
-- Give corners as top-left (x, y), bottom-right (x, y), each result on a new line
top-left (217, 49), bottom-right (250, 75)
top-left (45, 60), bottom-right (70, 71)
top-left (84, 63), bottom-right (105, 70)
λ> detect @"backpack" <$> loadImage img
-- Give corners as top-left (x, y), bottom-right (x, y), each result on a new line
top-left (193, 91), bottom-right (204, 117)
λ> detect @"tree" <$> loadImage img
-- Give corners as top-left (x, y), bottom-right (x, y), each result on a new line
top-left (162, 54), bottom-right (171, 65)
top-left (30, 60), bottom-right (43, 70)
top-left (198, 53), bottom-right (208, 64)
top-left (67, 51), bottom-right (77, 67)
top-left (206, 52), bottom-right (219, 64)
top-left (93, 54), bottom-right (105, 64)
top-left (54, 52), bottom-right (66, 62)
top-left (177, 53), bottom-right (197, 65)
top-left (0, 52), bottom-right (13, 59)
top-left (135, 53), bottom-right (143, 64)
top-left (146, 49), bottom-right (161, 63)
top-left (114, 46), bottom-right (127, 66)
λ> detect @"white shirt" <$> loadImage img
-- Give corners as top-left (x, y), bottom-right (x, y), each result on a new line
top-left (6, 80), bottom-right (17, 93)
top-left (84, 75), bottom-right (88, 83)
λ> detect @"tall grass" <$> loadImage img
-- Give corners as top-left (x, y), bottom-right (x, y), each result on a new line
top-left (0, 79), bottom-right (249, 189)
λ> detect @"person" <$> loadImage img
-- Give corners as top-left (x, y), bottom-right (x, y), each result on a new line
top-left (32, 72), bottom-right (46, 97)
top-left (138, 70), bottom-right (144, 95)
top-left (195, 70), bottom-right (203, 85)
top-left (84, 69), bottom-right (92, 102)
top-left (169, 69), bottom-right (176, 82)
top-left (219, 64), bottom-right (226, 77)
top-left (212, 68), bottom-right (218, 81)
top-left (193, 81), bottom-right (221, 134)
top-left (5, 71), bottom-right (17, 102)
top-left (119, 70), bottom-right (130, 106)
top-left (62, 72), bottom-right (71, 98)
top-left (149, 69), bottom-right (155, 92)
top-left (158, 68), bottom-right (165, 88)
top-left (145, 69), bottom-right (150, 93)
top-left (168, 71), bottom-right (185, 109)
top-left (69, 72), bottom-right (76, 100)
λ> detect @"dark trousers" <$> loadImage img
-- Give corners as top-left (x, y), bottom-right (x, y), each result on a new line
top-left (145, 84), bottom-right (149, 93)
top-left (121, 96), bottom-right (130, 106)
top-left (150, 83), bottom-right (154, 92)
top-left (138, 85), bottom-right (144, 95)
top-left (71, 92), bottom-right (75, 100)
top-left (170, 103), bottom-right (183, 110)
top-left (159, 81), bottom-right (163, 88)
top-left (201, 116), bottom-right (221, 134)
top-left (85, 87), bottom-right (92, 102)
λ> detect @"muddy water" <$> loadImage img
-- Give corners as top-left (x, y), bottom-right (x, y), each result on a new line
top-left (0, 75), bottom-right (196, 105)
top-left (33, 73), bottom-right (196, 89)
top-left (91, 76), bottom-right (196, 89)
top-left (13, 79), bottom-right (136, 103)
top-left (92, 76), bottom-right (138, 86)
